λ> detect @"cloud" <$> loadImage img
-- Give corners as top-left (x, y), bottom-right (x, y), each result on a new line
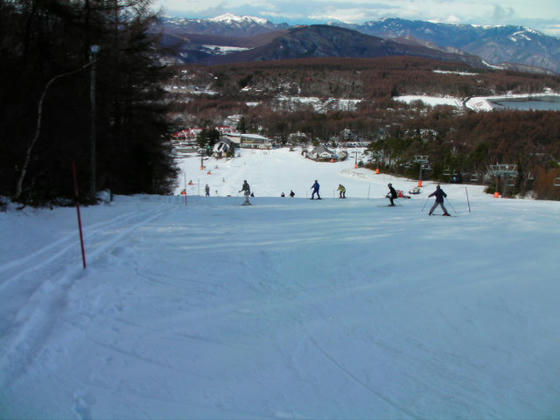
top-left (545, 24), bottom-right (560, 36)
top-left (445, 15), bottom-right (462, 24)
top-left (157, 0), bottom-right (560, 36)
top-left (492, 4), bottom-right (515, 22)
top-left (308, 7), bottom-right (380, 23)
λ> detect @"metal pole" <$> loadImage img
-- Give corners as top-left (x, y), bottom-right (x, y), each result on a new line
top-left (184, 171), bottom-right (187, 206)
top-left (465, 187), bottom-right (471, 213)
top-left (72, 161), bottom-right (87, 269)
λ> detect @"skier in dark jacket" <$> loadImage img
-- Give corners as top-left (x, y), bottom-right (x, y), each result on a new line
top-left (387, 183), bottom-right (398, 206)
top-left (239, 180), bottom-right (251, 205)
top-left (428, 184), bottom-right (450, 216)
top-left (311, 180), bottom-right (321, 200)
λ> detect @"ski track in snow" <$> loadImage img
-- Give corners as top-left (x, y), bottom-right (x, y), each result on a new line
top-left (0, 201), bottom-right (172, 391)
top-left (308, 335), bottom-right (420, 419)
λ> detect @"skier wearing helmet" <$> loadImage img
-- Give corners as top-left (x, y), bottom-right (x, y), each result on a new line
top-left (387, 183), bottom-right (398, 206)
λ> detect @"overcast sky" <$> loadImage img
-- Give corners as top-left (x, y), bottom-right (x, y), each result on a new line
top-left (157, 0), bottom-right (560, 36)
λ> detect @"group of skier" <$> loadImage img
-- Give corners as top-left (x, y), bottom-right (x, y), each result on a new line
top-left (237, 179), bottom-right (451, 215)
top-left (387, 182), bottom-right (449, 215)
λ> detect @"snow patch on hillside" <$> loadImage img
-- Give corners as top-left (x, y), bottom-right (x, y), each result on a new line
top-left (274, 95), bottom-right (362, 113)
top-left (433, 69), bottom-right (476, 76)
top-left (202, 45), bottom-right (251, 55)
top-left (393, 95), bottom-right (463, 108)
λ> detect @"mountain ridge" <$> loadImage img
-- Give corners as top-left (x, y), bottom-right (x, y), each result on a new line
top-left (157, 15), bottom-right (560, 73)
top-left (204, 25), bottom-right (484, 68)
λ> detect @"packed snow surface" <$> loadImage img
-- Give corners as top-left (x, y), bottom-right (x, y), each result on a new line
top-left (1, 148), bottom-right (560, 419)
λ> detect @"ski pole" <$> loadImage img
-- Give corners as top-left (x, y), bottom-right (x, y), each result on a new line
top-left (465, 187), bottom-right (471, 213)
top-left (446, 198), bottom-right (457, 214)
top-left (421, 197), bottom-right (430, 212)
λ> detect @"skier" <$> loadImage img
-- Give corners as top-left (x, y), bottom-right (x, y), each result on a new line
top-left (337, 184), bottom-right (346, 199)
top-left (289, 190), bottom-right (295, 198)
top-left (310, 180), bottom-right (321, 200)
top-left (205, 184), bottom-right (210, 197)
top-left (397, 190), bottom-right (411, 199)
top-left (387, 183), bottom-right (398, 206)
top-left (428, 184), bottom-right (450, 216)
top-left (239, 180), bottom-right (251, 205)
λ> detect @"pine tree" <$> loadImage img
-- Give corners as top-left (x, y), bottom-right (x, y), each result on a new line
top-left (0, 0), bottom-right (177, 204)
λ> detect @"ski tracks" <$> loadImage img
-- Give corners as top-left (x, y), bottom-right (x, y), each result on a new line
top-left (277, 273), bottom-right (422, 419)
top-left (0, 208), bottom-right (162, 289)
top-left (308, 336), bottom-right (421, 419)
top-left (0, 200), bottom-right (173, 390)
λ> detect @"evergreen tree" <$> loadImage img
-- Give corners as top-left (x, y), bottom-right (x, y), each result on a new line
top-left (196, 128), bottom-right (220, 155)
top-left (0, 0), bottom-right (177, 204)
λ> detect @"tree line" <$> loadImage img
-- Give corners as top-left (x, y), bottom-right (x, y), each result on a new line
top-left (0, 0), bottom-right (177, 206)
top-left (171, 57), bottom-right (560, 105)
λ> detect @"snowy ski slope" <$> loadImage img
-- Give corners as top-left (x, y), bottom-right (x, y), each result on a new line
top-left (1, 149), bottom-right (559, 418)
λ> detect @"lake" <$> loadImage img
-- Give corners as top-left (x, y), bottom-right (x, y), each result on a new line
top-left (490, 95), bottom-right (560, 111)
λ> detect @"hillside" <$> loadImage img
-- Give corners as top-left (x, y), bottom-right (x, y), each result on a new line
top-left (205, 25), bottom-right (484, 68)
top-left (2, 149), bottom-right (560, 417)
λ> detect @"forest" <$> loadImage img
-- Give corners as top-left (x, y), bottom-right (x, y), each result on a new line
top-left (0, 0), bottom-right (177, 205)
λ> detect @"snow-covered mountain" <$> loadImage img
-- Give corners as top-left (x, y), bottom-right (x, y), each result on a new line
top-left (347, 18), bottom-right (560, 73)
top-left (158, 15), bottom-right (560, 73)
top-left (208, 13), bottom-right (268, 25)
top-left (156, 21), bottom-right (484, 68)
top-left (161, 13), bottom-right (288, 37)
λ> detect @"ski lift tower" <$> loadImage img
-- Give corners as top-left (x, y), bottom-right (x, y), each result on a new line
top-left (198, 148), bottom-right (207, 170)
top-left (488, 163), bottom-right (518, 197)
top-left (414, 155), bottom-right (430, 184)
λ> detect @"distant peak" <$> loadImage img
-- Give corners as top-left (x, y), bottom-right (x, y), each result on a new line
top-left (208, 13), bottom-right (269, 25)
